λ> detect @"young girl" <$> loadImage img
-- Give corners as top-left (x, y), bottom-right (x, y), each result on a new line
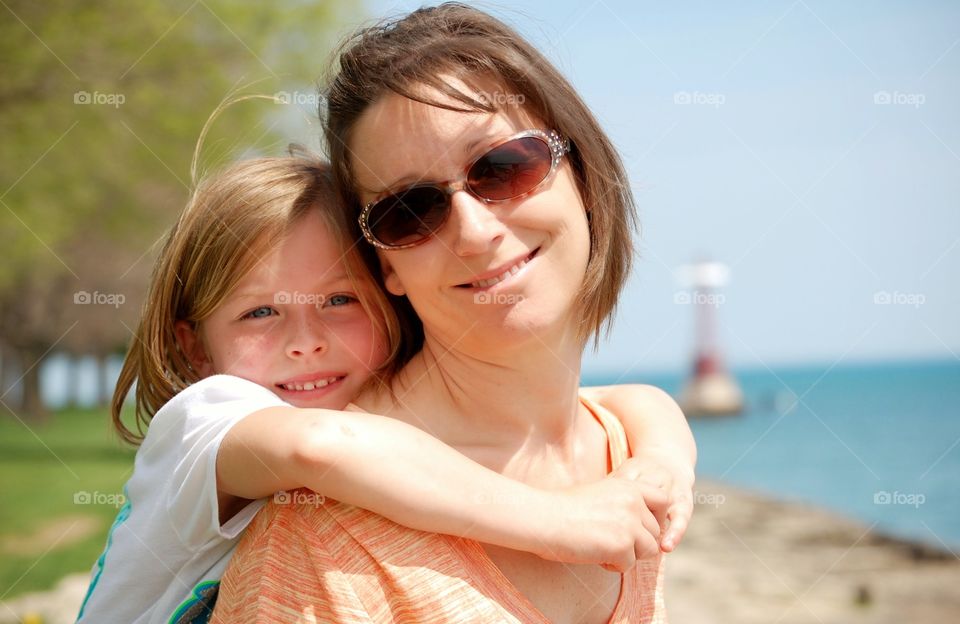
top-left (76, 156), bottom-right (692, 623)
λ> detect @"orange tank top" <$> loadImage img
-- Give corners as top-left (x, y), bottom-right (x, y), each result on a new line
top-left (211, 394), bottom-right (667, 623)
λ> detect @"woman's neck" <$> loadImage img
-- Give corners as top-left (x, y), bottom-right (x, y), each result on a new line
top-left (361, 328), bottom-right (588, 449)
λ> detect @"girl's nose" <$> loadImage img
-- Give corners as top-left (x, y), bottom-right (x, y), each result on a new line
top-left (287, 342), bottom-right (326, 358)
top-left (286, 314), bottom-right (329, 358)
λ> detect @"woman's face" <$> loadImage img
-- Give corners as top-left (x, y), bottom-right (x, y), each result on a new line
top-left (349, 81), bottom-right (591, 350)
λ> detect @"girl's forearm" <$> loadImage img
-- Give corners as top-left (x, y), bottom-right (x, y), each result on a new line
top-left (292, 410), bottom-right (552, 553)
top-left (219, 404), bottom-right (679, 566)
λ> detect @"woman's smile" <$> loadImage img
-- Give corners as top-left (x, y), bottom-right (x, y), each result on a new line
top-left (455, 247), bottom-right (539, 290)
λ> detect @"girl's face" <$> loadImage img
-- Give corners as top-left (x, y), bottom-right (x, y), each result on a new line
top-left (176, 210), bottom-right (389, 409)
top-left (349, 83), bottom-right (591, 349)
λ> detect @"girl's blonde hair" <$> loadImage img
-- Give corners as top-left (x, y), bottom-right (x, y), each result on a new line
top-left (112, 156), bottom-right (400, 445)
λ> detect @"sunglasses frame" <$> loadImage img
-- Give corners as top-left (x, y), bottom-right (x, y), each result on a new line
top-left (358, 128), bottom-right (570, 250)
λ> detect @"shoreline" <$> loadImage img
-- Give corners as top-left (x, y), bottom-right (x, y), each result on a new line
top-left (666, 479), bottom-right (960, 622)
top-left (3, 479), bottom-right (958, 623)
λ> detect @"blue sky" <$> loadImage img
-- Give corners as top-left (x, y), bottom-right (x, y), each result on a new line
top-left (357, 0), bottom-right (960, 376)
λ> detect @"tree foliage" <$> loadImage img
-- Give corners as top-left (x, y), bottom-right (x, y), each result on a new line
top-left (0, 0), bottom-right (357, 417)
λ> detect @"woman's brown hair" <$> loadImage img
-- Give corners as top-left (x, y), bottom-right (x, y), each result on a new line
top-left (323, 2), bottom-right (637, 380)
top-left (111, 156), bottom-right (401, 444)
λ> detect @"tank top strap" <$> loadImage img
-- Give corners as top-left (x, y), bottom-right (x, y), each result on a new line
top-left (578, 393), bottom-right (632, 470)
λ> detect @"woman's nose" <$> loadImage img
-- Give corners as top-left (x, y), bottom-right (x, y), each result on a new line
top-left (447, 191), bottom-right (505, 256)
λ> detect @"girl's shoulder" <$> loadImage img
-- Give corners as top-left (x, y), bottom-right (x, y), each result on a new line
top-left (144, 374), bottom-right (287, 442)
top-left (156, 374), bottom-right (282, 417)
top-left (172, 373), bottom-right (279, 400)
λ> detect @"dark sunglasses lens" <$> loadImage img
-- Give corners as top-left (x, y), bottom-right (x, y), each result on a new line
top-left (368, 186), bottom-right (449, 247)
top-left (467, 137), bottom-right (553, 201)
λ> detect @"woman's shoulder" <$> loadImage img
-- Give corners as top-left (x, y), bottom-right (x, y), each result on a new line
top-left (251, 490), bottom-right (443, 548)
top-left (579, 384), bottom-right (682, 420)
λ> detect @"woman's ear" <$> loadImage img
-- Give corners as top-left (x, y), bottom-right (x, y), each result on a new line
top-left (378, 254), bottom-right (407, 297)
top-left (173, 320), bottom-right (214, 378)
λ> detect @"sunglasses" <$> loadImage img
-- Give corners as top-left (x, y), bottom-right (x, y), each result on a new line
top-left (358, 129), bottom-right (570, 249)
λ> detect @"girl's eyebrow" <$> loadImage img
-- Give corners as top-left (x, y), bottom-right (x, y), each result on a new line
top-left (228, 290), bottom-right (277, 303)
top-left (323, 272), bottom-right (351, 283)
top-left (230, 273), bottom-right (353, 301)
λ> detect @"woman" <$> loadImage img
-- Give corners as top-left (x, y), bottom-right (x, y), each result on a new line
top-left (213, 4), bottom-right (694, 622)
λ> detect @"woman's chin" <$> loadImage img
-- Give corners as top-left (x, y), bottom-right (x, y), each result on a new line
top-left (464, 302), bottom-right (575, 346)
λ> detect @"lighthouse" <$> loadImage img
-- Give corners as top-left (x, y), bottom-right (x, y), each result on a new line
top-left (675, 259), bottom-right (744, 416)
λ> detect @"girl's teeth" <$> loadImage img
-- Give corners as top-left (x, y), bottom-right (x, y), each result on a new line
top-left (283, 377), bottom-right (339, 391)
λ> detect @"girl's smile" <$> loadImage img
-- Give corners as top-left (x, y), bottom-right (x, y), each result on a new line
top-left (176, 210), bottom-right (389, 409)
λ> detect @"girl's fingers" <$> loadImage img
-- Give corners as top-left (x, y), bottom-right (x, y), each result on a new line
top-left (634, 529), bottom-right (661, 561)
top-left (660, 499), bottom-right (693, 552)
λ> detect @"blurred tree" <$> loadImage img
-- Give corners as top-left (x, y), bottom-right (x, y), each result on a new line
top-left (0, 0), bottom-right (356, 419)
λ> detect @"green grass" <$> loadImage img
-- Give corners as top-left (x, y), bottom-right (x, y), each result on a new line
top-left (0, 407), bottom-right (135, 601)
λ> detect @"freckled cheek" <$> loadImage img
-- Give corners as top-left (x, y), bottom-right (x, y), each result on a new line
top-left (327, 315), bottom-right (390, 368)
top-left (214, 332), bottom-right (282, 377)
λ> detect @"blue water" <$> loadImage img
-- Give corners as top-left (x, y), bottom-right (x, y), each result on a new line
top-left (587, 360), bottom-right (960, 550)
top-left (23, 355), bottom-right (960, 548)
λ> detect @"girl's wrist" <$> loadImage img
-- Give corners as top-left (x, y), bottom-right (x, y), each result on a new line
top-left (476, 485), bottom-right (555, 557)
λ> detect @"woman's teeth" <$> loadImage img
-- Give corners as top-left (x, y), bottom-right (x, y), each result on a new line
top-left (280, 376), bottom-right (340, 391)
top-left (471, 255), bottom-right (531, 288)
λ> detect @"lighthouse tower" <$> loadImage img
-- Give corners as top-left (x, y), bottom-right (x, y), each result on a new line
top-left (676, 260), bottom-right (744, 416)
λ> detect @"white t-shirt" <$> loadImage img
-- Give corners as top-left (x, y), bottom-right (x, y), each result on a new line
top-left (76, 374), bottom-right (290, 624)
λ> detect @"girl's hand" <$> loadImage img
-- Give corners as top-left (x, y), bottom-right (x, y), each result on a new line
top-left (536, 464), bottom-right (671, 573)
top-left (612, 450), bottom-right (695, 553)
top-left (581, 384), bottom-right (697, 554)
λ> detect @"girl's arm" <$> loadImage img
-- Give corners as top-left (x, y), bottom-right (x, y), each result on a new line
top-left (217, 406), bottom-right (665, 571)
top-left (582, 384), bottom-right (697, 552)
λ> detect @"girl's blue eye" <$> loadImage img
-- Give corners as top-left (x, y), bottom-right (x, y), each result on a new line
top-left (243, 306), bottom-right (276, 319)
top-left (326, 294), bottom-right (356, 307)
